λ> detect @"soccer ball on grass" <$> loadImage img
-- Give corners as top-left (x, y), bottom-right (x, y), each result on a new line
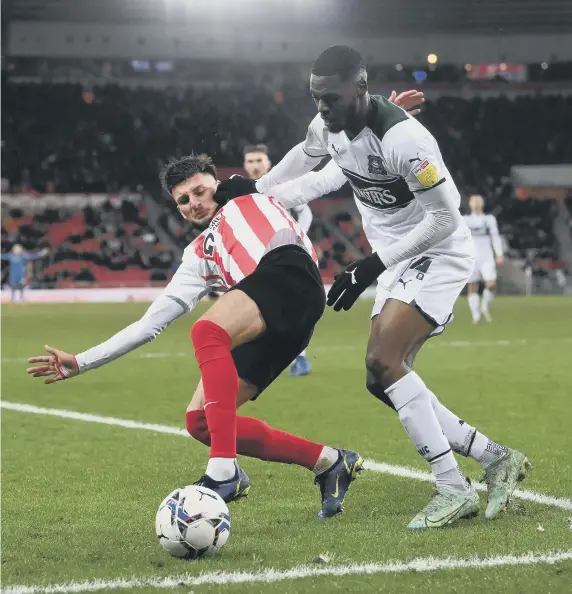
top-left (155, 485), bottom-right (231, 559)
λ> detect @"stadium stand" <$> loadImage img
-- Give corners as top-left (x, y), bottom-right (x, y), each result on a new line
top-left (1, 195), bottom-right (176, 288)
top-left (2, 76), bottom-right (572, 289)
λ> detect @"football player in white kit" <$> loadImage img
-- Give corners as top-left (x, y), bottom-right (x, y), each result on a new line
top-left (243, 144), bottom-right (314, 376)
top-left (217, 46), bottom-right (529, 529)
top-left (464, 194), bottom-right (504, 323)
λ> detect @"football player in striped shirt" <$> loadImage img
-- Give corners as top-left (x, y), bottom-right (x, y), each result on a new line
top-left (243, 143), bottom-right (313, 376)
top-left (220, 46), bottom-right (529, 528)
top-left (463, 194), bottom-right (504, 323)
top-left (26, 154), bottom-right (363, 519)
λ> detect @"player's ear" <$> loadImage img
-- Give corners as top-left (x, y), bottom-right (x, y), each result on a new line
top-left (356, 80), bottom-right (367, 97)
top-left (216, 180), bottom-right (221, 187)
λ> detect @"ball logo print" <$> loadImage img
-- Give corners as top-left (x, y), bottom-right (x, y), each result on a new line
top-left (156, 485), bottom-right (231, 560)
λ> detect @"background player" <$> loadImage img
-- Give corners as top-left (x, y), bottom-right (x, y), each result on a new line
top-left (1, 244), bottom-right (48, 303)
top-left (464, 194), bottom-right (505, 323)
top-left (218, 46), bottom-right (529, 528)
top-left (243, 144), bottom-right (313, 376)
top-left (26, 153), bottom-right (363, 519)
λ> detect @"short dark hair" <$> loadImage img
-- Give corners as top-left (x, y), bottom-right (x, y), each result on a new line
top-left (312, 45), bottom-right (367, 83)
top-left (243, 144), bottom-right (269, 157)
top-left (159, 154), bottom-right (217, 194)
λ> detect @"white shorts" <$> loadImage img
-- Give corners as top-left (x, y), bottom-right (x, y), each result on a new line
top-left (468, 257), bottom-right (497, 283)
top-left (372, 249), bottom-right (475, 337)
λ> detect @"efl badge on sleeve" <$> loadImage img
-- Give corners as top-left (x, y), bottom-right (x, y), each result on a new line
top-left (367, 155), bottom-right (387, 176)
top-left (412, 158), bottom-right (439, 187)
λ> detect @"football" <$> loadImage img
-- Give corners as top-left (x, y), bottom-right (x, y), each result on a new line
top-left (155, 485), bottom-right (231, 560)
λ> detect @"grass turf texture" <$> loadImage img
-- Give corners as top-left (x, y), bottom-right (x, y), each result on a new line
top-left (2, 296), bottom-right (572, 593)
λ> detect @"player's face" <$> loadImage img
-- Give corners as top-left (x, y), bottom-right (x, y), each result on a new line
top-left (12, 244), bottom-right (23, 255)
top-left (171, 173), bottom-right (219, 227)
top-left (243, 151), bottom-right (271, 179)
top-left (469, 195), bottom-right (484, 213)
top-left (310, 74), bottom-right (360, 133)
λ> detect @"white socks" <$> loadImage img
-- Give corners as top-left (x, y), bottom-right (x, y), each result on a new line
top-left (468, 293), bottom-right (480, 322)
top-left (313, 446), bottom-right (339, 475)
top-left (436, 467), bottom-right (470, 491)
top-left (428, 391), bottom-right (478, 457)
top-left (386, 372), bottom-right (467, 492)
top-left (469, 433), bottom-right (508, 469)
top-left (427, 390), bottom-right (508, 469)
top-left (482, 288), bottom-right (494, 314)
top-left (206, 457), bottom-right (237, 481)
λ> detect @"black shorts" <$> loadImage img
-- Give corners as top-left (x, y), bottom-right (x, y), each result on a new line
top-left (229, 244), bottom-right (325, 397)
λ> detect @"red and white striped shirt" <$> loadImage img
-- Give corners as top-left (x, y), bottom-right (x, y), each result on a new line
top-left (73, 194), bottom-right (318, 374)
top-left (164, 193), bottom-right (318, 308)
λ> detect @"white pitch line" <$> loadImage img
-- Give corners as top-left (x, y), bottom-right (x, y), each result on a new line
top-left (3, 336), bottom-right (572, 364)
top-left (0, 401), bottom-right (188, 437)
top-left (363, 460), bottom-right (572, 511)
top-left (2, 401), bottom-right (572, 512)
top-left (3, 550), bottom-right (572, 594)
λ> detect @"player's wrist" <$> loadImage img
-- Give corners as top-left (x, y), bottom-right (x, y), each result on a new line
top-left (72, 353), bottom-right (85, 375)
top-left (368, 253), bottom-right (386, 276)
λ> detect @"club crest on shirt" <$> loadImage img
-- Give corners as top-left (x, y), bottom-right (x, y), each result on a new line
top-left (367, 155), bottom-right (387, 176)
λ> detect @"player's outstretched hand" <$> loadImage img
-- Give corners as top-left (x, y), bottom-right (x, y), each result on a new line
top-left (389, 89), bottom-right (425, 115)
top-left (27, 345), bottom-right (79, 384)
top-left (214, 175), bottom-right (258, 206)
top-left (327, 254), bottom-right (386, 312)
top-left (496, 255), bottom-right (504, 266)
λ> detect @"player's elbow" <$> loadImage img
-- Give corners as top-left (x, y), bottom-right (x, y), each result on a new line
top-left (136, 317), bottom-right (166, 344)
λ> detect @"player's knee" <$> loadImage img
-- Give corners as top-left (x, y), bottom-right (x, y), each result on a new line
top-left (190, 320), bottom-right (231, 366)
top-left (365, 369), bottom-right (396, 410)
top-left (191, 319), bottom-right (229, 347)
top-left (365, 345), bottom-right (400, 384)
top-left (185, 410), bottom-right (210, 446)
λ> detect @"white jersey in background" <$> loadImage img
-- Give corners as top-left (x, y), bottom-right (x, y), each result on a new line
top-left (74, 194), bottom-right (316, 374)
top-left (464, 213), bottom-right (503, 283)
top-left (261, 95), bottom-right (475, 331)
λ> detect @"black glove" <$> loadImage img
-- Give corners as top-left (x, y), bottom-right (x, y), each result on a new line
top-left (327, 254), bottom-right (386, 312)
top-left (214, 175), bottom-right (257, 206)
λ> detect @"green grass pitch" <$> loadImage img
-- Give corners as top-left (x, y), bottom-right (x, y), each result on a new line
top-left (1, 296), bottom-right (571, 593)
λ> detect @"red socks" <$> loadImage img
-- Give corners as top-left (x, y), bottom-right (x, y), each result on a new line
top-left (186, 410), bottom-right (323, 471)
top-left (190, 319), bottom-right (323, 470)
top-left (190, 320), bottom-right (238, 459)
